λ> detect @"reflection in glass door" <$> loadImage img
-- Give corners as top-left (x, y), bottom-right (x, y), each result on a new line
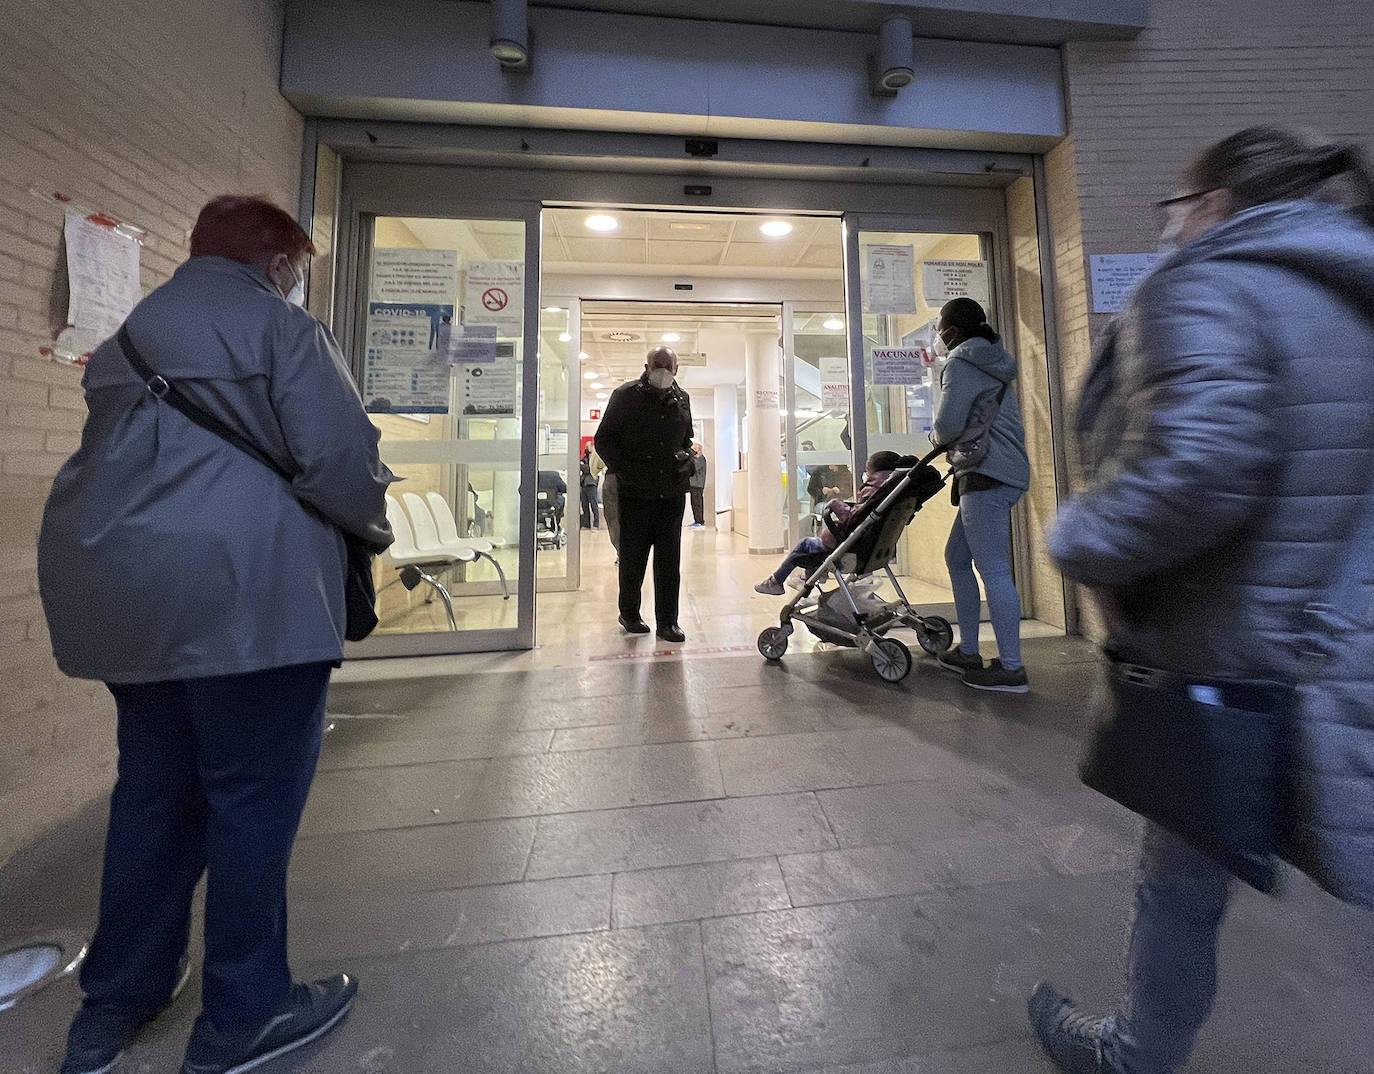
top-left (843, 221), bottom-right (1000, 611)
top-left (783, 304), bottom-right (853, 546)
top-left (347, 212), bottom-right (537, 657)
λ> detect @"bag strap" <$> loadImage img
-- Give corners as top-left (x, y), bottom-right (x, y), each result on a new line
top-left (115, 323), bottom-right (294, 485)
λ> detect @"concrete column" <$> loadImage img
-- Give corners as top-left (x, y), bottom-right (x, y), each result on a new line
top-left (745, 331), bottom-right (784, 554)
top-left (713, 383), bottom-right (738, 510)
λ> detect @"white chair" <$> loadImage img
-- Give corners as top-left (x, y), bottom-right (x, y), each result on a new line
top-left (420, 490), bottom-right (511, 600)
top-left (380, 494), bottom-right (461, 630)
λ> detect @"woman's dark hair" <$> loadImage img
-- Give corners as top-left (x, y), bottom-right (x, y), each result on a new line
top-left (866, 450), bottom-right (903, 473)
top-left (938, 297), bottom-right (997, 342)
top-left (1185, 127), bottom-right (1374, 228)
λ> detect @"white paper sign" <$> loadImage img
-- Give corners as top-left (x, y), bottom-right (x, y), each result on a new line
top-left (676, 351), bottom-right (707, 367)
top-left (872, 347), bottom-right (926, 385)
top-left (445, 324), bottom-right (499, 364)
top-left (64, 210), bottom-right (141, 344)
top-left (1090, 253), bottom-right (1163, 313)
top-left (922, 260), bottom-right (990, 305)
top-left (864, 244), bottom-right (917, 313)
top-left (819, 356), bottom-right (849, 410)
top-left (363, 308), bottom-right (449, 414)
top-left (460, 342), bottom-right (518, 416)
top-left (465, 260), bottom-right (524, 336)
top-left (371, 248), bottom-right (459, 304)
top-left (753, 387), bottom-right (779, 410)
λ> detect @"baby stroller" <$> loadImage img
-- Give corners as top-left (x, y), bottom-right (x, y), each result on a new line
top-left (536, 489), bottom-right (567, 550)
top-left (757, 445), bottom-right (955, 682)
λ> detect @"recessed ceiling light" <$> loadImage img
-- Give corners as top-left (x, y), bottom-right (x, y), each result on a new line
top-left (558, 332), bottom-right (571, 342)
top-left (760, 220), bottom-right (793, 238)
top-left (543, 306), bottom-right (563, 313)
top-left (585, 215), bottom-right (619, 232)
top-left (823, 318), bottom-right (844, 330)
top-left (592, 382), bottom-right (605, 389)
top-left (584, 371), bottom-right (596, 379)
top-left (661, 332), bottom-right (681, 343)
top-left (578, 351), bottom-right (589, 360)
top-left (596, 392), bottom-right (609, 400)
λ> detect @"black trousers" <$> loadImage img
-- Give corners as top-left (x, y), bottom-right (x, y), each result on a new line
top-left (689, 486), bottom-right (705, 525)
top-left (618, 492), bottom-right (686, 627)
top-left (82, 662), bottom-right (330, 1038)
top-left (580, 485), bottom-right (600, 528)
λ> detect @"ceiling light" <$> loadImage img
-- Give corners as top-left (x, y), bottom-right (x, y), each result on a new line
top-left (579, 351), bottom-right (589, 360)
top-left (543, 306), bottom-right (562, 313)
top-left (759, 220), bottom-right (793, 238)
top-left (592, 382), bottom-right (605, 389)
top-left (661, 332), bottom-right (681, 343)
top-left (823, 318), bottom-right (844, 331)
top-left (596, 392), bottom-right (609, 400)
top-left (585, 215), bottom-right (619, 232)
top-left (584, 371), bottom-right (597, 379)
top-left (558, 332), bottom-right (571, 342)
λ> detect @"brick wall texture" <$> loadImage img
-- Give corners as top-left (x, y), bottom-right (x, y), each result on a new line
top-left (0, 0), bottom-right (301, 864)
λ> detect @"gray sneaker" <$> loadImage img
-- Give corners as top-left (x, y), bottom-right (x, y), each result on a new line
top-left (936, 647), bottom-right (982, 673)
top-left (962, 659), bottom-right (1029, 693)
top-left (754, 578), bottom-right (785, 596)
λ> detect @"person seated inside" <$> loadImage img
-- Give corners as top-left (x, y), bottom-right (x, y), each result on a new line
top-left (536, 469), bottom-right (567, 528)
top-left (755, 451), bottom-right (902, 595)
top-left (806, 461), bottom-right (854, 514)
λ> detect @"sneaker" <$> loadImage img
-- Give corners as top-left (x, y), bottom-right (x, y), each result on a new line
top-left (618, 615), bottom-right (651, 634)
top-left (754, 578), bottom-right (785, 596)
top-left (936, 647), bottom-right (982, 673)
top-left (690, 522), bottom-right (705, 529)
top-left (61, 955), bottom-right (193, 1074)
top-left (1027, 982), bottom-right (1122, 1073)
top-left (962, 659), bottom-right (1029, 693)
top-left (181, 974), bottom-right (357, 1074)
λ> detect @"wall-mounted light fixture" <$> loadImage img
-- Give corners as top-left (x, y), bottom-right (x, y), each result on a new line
top-left (869, 16), bottom-right (914, 97)
top-left (490, 0), bottom-right (530, 70)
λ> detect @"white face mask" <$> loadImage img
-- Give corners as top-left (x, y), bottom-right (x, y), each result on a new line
top-left (275, 259), bottom-right (305, 306)
top-left (647, 367), bottom-right (674, 390)
top-left (1157, 217), bottom-right (1184, 255)
top-left (931, 329), bottom-right (949, 358)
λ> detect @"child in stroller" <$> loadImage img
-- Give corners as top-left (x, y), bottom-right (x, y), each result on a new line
top-left (755, 450), bottom-right (903, 595)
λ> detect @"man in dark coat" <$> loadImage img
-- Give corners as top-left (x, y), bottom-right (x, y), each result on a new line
top-left (594, 346), bottom-right (694, 642)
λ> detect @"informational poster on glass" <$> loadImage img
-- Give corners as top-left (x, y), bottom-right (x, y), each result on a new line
top-left (676, 351), bottom-right (707, 367)
top-left (464, 261), bottom-right (524, 337)
top-left (363, 302), bottom-right (453, 414)
top-left (460, 342), bottom-right (518, 416)
top-left (871, 347), bottom-right (927, 385)
top-left (819, 356), bottom-right (849, 410)
top-left (921, 260), bottom-right (990, 305)
top-left (371, 248), bottom-right (459, 304)
top-left (445, 324), bottom-right (499, 363)
top-left (1089, 253), bottom-right (1163, 313)
top-left (864, 244), bottom-right (917, 313)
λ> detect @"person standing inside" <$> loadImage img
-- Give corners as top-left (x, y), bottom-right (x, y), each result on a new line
top-left (929, 296), bottom-right (1031, 693)
top-left (38, 195), bottom-right (393, 1074)
top-left (579, 443), bottom-right (601, 529)
top-left (595, 346), bottom-right (694, 642)
top-left (688, 442), bottom-right (709, 529)
top-left (1029, 127), bottom-right (1374, 1074)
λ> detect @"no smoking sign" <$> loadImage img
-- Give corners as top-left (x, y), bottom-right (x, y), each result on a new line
top-left (481, 287), bottom-right (508, 312)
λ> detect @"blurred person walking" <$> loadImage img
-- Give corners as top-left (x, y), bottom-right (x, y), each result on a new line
top-left (39, 196), bottom-right (393, 1074)
top-left (1031, 128), bottom-right (1374, 1073)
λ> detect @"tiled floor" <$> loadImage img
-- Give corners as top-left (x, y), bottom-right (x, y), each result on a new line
top-left (2, 639), bottom-right (1372, 1074)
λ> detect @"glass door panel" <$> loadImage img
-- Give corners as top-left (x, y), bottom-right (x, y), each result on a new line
top-left (785, 305), bottom-right (852, 544)
top-left (351, 213), bottom-right (532, 653)
top-left (534, 297), bottom-right (580, 592)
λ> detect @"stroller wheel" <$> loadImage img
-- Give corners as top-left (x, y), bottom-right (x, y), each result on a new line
top-left (915, 616), bottom-right (954, 656)
top-left (870, 637), bottom-right (912, 683)
top-left (758, 627), bottom-right (789, 661)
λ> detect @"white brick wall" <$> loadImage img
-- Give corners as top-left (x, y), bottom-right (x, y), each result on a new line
top-left (0, 0), bottom-right (302, 864)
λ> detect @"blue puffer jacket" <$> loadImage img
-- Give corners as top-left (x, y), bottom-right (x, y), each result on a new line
top-left (1049, 201), bottom-right (1374, 908)
top-left (931, 336), bottom-right (1030, 491)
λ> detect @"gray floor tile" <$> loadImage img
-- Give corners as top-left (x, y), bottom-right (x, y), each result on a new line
top-left (289, 817), bottom-right (536, 896)
top-left (454, 741), bottom-right (725, 819)
top-left (613, 857), bottom-right (791, 927)
top-left (816, 777), bottom-right (1029, 848)
top-left (527, 793), bottom-right (837, 879)
top-left (550, 718), bottom-right (711, 751)
top-left (298, 758), bottom-right (490, 835)
top-left (318, 725), bottom-right (552, 770)
top-left (717, 728), bottom-right (978, 797)
top-left (289, 874), bottom-right (612, 960)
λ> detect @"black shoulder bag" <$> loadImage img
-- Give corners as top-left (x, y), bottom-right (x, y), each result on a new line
top-left (116, 324), bottom-right (380, 642)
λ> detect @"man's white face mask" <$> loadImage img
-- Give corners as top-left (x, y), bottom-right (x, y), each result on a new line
top-left (647, 367), bottom-right (674, 390)
top-left (284, 262), bottom-right (306, 307)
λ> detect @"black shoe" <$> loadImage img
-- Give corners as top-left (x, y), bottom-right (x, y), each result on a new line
top-left (1028, 982), bottom-right (1121, 1073)
top-left (656, 624), bottom-right (686, 643)
top-left (61, 955), bottom-right (193, 1074)
top-left (935, 647), bottom-right (982, 673)
top-left (619, 615), bottom-right (651, 634)
top-left (962, 659), bottom-right (1030, 693)
top-left (181, 974), bottom-right (357, 1074)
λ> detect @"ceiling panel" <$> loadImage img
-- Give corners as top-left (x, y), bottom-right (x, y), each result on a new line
top-left (648, 217), bottom-right (735, 242)
top-left (559, 237), bottom-right (648, 262)
top-left (646, 239), bottom-right (726, 266)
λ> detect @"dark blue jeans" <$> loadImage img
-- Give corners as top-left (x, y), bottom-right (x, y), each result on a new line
top-left (81, 662), bottom-right (331, 1038)
top-left (771, 537), bottom-right (827, 583)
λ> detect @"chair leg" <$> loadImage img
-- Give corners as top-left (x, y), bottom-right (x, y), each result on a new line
top-left (477, 551), bottom-right (511, 600)
top-left (415, 570), bottom-right (458, 630)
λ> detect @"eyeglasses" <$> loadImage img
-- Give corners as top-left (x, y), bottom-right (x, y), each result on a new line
top-left (1153, 189), bottom-right (1214, 230)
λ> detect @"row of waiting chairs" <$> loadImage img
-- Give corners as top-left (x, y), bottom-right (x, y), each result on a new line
top-left (380, 492), bottom-right (511, 631)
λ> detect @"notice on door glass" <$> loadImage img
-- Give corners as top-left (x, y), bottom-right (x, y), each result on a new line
top-left (1089, 253), bottom-right (1163, 312)
top-left (871, 347), bottom-right (927, 385)
top-left (363, 303), bottom-right (452, 414)
top-left (819, 356), bottom-right (849, 410)
top-left (864, 244), bottom-right (917, 313)
top-left (460, 342), bottom-right (518, 417)
top-left (445, 324), bottom-right (499, 364)
top-left (371, 248), bottom-right (459, 304)
top-left (464, 260), bottom-right (524, 337)
top-left (921, 260), bottom-right (989, 305)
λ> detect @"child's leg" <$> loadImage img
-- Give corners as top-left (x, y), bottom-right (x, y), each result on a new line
top-left (771, 537), bottom-right (826, 582)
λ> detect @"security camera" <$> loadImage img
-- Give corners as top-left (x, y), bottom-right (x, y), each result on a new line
top-left (490, 0), bottom-right (530, 69)
top-left (869, 16), bottom-right (914, 97)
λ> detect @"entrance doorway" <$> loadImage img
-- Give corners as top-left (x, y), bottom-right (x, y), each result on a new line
top-left (330, 163), bottom-right (1061, 659)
